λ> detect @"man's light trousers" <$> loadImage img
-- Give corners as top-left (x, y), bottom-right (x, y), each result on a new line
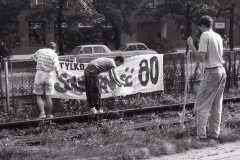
top-left (194, 66), bottom-right (226, 139)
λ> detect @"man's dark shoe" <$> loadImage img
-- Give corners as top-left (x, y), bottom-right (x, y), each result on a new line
top-left (97, 109), bottom-right (104, 114)
top-left (90, 107), bottom-right (97, 114)
top-left (196, 136), bottom-right (208, 142)
top-left (208, 137), bottom-right (219, 144)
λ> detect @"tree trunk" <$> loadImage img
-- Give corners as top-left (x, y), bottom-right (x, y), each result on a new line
top-left (185, 4), bottom-right (192, 39)
top-left (114, 26), bottom-right (121, 49)
top-left (56, 0), bottom-right (65, 55)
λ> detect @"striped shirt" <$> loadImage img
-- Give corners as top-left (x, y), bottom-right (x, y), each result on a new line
top-left (31, 48), bottom-right (60, 72)
top-left (86, 57), bottom-right (116, 75)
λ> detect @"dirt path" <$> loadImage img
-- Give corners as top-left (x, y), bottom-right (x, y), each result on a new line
top-left (150, 140), bottom-right (240, 160)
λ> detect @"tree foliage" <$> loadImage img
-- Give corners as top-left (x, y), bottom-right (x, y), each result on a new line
top-left (0, 0), bottom-right (28, 48)
top-left (93, 0), bottom-right (141, 49)
top-left (139, 0), bottom-right (238, 38)
top-left (154, 0), bottom-right (221, 36)
top-left (27, 0), bottom-right (104, 55)
top-left (26, 0), bottom-right (141, 53)
top-left (94, 0), bottom-right (140, 32)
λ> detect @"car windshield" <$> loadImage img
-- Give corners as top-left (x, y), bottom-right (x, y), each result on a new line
top-left (71, 46), bottom-right (82, 55)
top-left (118, 44), bottom-right (127, 51)
top-left (137, 44), bottom-right (147, 50)
top-left (126, 45), bottom-right (137, 51)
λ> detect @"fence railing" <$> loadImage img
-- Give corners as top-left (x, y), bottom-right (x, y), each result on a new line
top-left (0, 51), bottom-right (239, 122)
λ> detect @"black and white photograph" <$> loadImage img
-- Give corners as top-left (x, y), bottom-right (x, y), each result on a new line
top-left (0, 0), bottom-right (240, 159)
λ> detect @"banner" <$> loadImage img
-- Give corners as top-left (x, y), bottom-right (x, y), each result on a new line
top-left (53, 54), bottom-right (163, 99)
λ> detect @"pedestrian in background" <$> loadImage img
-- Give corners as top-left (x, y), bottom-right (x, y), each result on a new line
top-left (31, 42), bottom-right (60, 119)
top-left (84, 56), bottom-right (126, 114)
top-left (186, 15), bottom-right (227, 141)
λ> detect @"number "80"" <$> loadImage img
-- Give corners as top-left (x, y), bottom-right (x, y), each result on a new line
top-left (138, 56), bottom-right (159, 86)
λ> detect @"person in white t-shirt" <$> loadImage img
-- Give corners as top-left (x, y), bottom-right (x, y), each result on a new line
top-left (187, 16), bottom-right (227, 141)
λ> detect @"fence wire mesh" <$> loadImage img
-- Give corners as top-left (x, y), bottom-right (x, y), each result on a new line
top-left (0, 51), bottom-right (239, 122)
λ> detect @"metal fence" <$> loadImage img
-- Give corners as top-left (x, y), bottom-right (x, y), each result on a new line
top-left (0, 51), bottom-right (239, 121)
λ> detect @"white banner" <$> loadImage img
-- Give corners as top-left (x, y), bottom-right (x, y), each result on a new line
top-left (53, 54), bottom-right (163, 99)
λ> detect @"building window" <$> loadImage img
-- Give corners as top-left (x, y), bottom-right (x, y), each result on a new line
top-left (29, 22), bottom-right (45, 46)
top-left (146, 0), bottom-right (156, 8)
top-left (78, 23), bottom-right (93, 28)
top-left (7, 22), bottom-right (20, 47)
top-left (0, 21), bottom-right (20, 47)
top-left (0, 0), bottom-right (16, 5)
top-left (0, 0), bottom-right (7, 5)
top-left (54, 21), bottom-right (68, 41)
top-left (30, 0), bottom-right (44, 8)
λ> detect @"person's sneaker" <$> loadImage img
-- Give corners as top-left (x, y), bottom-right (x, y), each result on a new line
top-left (38, 113), bottom-right (46, 119)
top-left (208, 137), bottom-right (219, 144)
top-left (196, 136), bottom-right (208, 142)
top-left (97, 109), bottom-right (104, 114)
top-left (90, 107), bottom-right (97, 114)
top-left (46, 114), bottom-right (54, 119)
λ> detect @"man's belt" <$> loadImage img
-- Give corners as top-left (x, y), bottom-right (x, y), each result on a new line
top-left (205, 65), bottom-right (222, 69)
top-left (85, 64), bottom-right (100, 75)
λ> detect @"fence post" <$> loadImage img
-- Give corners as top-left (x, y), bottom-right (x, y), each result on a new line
top-left (233, 50), bottom-right (238, 87)
top-left (3, 57), bottom-right (9, 114)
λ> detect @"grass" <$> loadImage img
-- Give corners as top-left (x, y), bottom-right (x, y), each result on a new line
top-left (0, 83), bottom-right (240, 159)
top-left (1, 102), bottom-right (240, 160)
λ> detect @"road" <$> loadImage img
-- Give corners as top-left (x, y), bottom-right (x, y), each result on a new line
top-left (150, 140), bottom-right (240, 160)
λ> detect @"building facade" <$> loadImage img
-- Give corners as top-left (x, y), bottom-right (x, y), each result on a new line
top-left (2, 0), bottom-right (240, 55)
top-left (122, 0), bottom-right (240, 50)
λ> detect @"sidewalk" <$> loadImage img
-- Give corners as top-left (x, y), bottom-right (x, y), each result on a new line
top-left (12, 54), bottom-right (31, 61)
top-left (175, 47), bottom-right (240, 53)
top-left (150, 140), bottom-right (240, 160)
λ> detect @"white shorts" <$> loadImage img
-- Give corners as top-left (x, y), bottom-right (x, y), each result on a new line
top-left (33, 70), bottom-right (54, 95)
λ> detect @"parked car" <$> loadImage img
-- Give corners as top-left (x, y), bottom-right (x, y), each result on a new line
top-left (69, 44), bottom-right (112, 55)
top-left (114, 42), bottom-right (158, 54)
top-left (59, 43), bottom-right (157, 63)
top-left (58, 44), bottom-right (114, 62)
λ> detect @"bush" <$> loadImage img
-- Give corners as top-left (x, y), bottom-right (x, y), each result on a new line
top-left (145, 37), bottom-right (176, 54)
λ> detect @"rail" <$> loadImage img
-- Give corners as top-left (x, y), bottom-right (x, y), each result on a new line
top-left (0, 97), bottom-right (239, 130)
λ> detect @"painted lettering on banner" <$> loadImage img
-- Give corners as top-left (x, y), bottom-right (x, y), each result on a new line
top-left (53, 54), bottom-right (163, 99)
top-left (59, 61), bottom-right (88, 71)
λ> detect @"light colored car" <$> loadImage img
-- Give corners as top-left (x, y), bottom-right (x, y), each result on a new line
top-left (70, 44), bottom-right (112, 55)
top-left (58, 44), bottom-right (113, 62)
top-left (115, 42), bottom-right (158, 54)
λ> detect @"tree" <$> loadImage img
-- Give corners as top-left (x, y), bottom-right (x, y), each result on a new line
top-left (143, 0), bottom-right (240, 89)
top-left (0, 1), bottom-right (28, 106)
top-left (216, 0), bottom-right (240, 89)
top-left (154, 0), bottom-right (220, 38)
top-left (27, 0), bottom-right (104, 55)
top-left (93, 0), bottom-right (141, 49)
top-left (0, 0), bottom-right (28, 48)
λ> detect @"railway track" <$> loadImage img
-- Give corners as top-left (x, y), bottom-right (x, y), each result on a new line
top-left (0, 97), bottom-right (240, 130)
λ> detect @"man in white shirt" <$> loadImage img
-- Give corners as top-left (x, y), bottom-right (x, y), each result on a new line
top-left (187, 16), bottom-right (227, 141)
